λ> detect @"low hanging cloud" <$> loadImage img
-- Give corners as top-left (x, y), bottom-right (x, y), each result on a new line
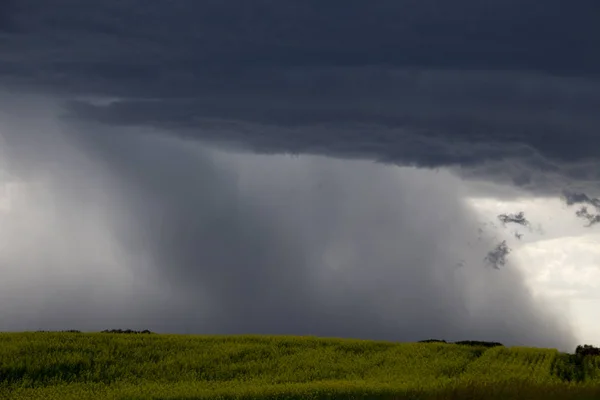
top-left (475, 212), bottom-right (531, 267)
top-left (514, 232), bottom-right (524, 240)
top-left (563, 191), bottom-right (600, 209)
top-left (497, 211), bottom-right (530, 228)
top-left (562, 191), bottom-right (600, 228)
top-left (484, 241), bottom-right (511, 270)
top-left (575, 208), bottom-right (600, 228)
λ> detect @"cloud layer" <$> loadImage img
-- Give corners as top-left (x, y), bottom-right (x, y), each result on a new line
top-left (1, 1), bottom-right (599, 194)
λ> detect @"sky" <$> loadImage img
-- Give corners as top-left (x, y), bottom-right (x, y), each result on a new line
top-left (0, 1), bottom-right (599, 351)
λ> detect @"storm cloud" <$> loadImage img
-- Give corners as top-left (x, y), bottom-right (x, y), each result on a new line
top-left (2, 1), bottom-right (599, 192)
top-left (0, 0), bottom-right (597, 350)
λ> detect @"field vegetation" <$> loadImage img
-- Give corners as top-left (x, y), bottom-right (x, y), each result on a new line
top-left (0, 331), bottom-right (599, 399)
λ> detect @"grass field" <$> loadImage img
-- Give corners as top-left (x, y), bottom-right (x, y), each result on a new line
top-left (0, 332), bottom-right (599, 399)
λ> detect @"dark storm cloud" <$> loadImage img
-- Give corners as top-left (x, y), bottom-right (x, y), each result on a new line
top-left (0, 1), bottom-right (593, 350)
top-left (2, 0), bottom-right (599, 192)
top-left (0, 0), bottom-right (16, 32)
top-left (60, 70), bottom-right (600, 194)
top-left (4, 0), bottom-right (599, 75)
top-left (2, 1), bottom-right (600, 181)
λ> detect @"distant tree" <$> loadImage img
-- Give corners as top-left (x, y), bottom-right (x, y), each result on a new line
top-left (101, 329), bottom-right (154, 334)
top-left (575, 344), bottom-right (600, 357)
top-left (454, 340), bottom-right (503, 348)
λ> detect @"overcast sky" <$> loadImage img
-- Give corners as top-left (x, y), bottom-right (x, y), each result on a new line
top-left (0, 1), bottom-right (599, 351)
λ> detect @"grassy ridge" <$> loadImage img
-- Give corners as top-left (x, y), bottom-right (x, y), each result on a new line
top-left (0, 332), bottom-right (599, 399)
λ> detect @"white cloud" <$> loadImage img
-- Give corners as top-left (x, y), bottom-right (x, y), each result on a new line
top-left (467, 194), bottom-right (600, 345)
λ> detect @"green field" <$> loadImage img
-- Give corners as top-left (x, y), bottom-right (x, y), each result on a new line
top-left (0, 332), bottom-right (599, 399)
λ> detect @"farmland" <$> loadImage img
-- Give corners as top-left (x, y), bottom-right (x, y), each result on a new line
top-left (0, 332), bottom-right (599, 399)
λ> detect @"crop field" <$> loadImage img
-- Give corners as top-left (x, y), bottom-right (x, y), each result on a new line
top-left (0, 332), bottom-right (599, 399)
